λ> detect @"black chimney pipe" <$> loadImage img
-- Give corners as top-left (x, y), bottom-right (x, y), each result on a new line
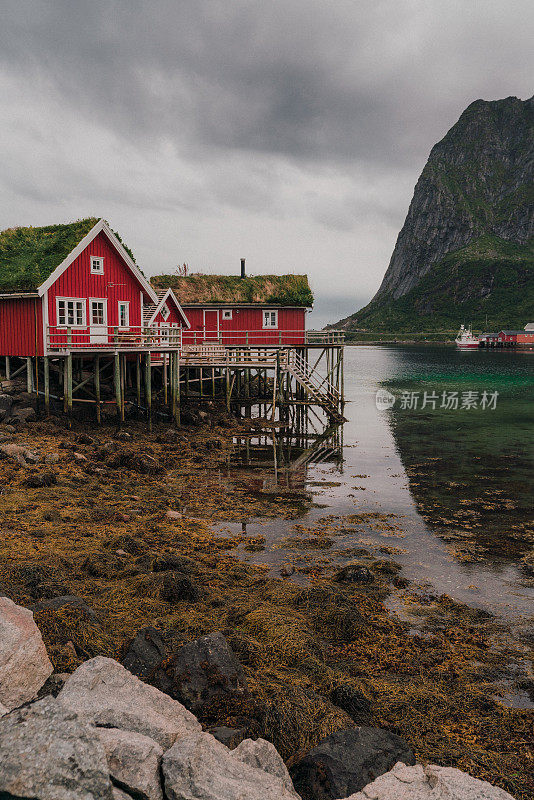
top-left (240, 258), bottom-right (246, 279)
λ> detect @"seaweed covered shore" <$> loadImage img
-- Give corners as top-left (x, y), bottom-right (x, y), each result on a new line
top-left (0, 407), bottom-right (532, 798)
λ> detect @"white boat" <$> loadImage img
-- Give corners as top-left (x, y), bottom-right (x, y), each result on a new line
top-left (455, 325), bottom-right (480, 349)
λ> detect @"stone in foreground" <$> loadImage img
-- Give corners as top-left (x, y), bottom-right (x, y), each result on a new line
top-left (340, 761), bottom-right (517, 799)
top-left (0, 695), bottom-right (113, 800)
top-left (290, 727), bottom-right (415, 800)
top-left (58, 656), bottom-right (200, 749)
top-left (162, 732), bottom-right (299, 800)
top-left (98, 727), bottom-right (164, 800)
top-left (233, 737), bottom-right (299, 796)
top-left (156, 631), bottom-right (248, 712)
top-left (0, 596), bottom-right (53, 709)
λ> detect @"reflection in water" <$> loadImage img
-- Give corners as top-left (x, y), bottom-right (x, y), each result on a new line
top-left (215, 345), bottom-right (533, 622)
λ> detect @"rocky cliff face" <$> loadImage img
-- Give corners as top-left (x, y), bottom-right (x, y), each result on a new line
top-left (338, 96), bottom-right (533, 330)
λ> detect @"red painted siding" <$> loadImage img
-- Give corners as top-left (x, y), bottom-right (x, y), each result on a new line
top-left (0, 297), bottom-right (43, 357)
top-left (181, 306), bottom-right (306, 346)
top-left (47, 231), bottom-right (151, 350)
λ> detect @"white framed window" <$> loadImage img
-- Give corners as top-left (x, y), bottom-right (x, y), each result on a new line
top-left (118, 301), bottom-right (130, 328)
top-left (90, 299), bottom-right (107, 326)
top-left (262, 309), bottom-right (278, 328)
top-left (161, 304), bottom-right (170, 321)
top-left (160, 323), bottom-right (169, 343)
top-left (222, 309), bottom-right (232, 320)
top-left (56, 297), bottom-right (86, 327)
top-left (90, 256), bottom-right (104, 274)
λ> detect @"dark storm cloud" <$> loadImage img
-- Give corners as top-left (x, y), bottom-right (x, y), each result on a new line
top-left (5, 0), bottom-right (528, 169)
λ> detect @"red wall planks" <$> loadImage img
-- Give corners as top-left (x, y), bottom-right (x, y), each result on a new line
top-left (181, 306), bottom-right (306, 346)
top-left (0, 297), bottom-right (43, 357)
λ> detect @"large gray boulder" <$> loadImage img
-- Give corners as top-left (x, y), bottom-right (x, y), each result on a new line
top-left (340, 761), bottom-right (517, 799)
top-left (162, 732), bottom-right (299, 800)
top-left (233, 737), bottom-right (299, 796)
top-left (0, 695), bottom-right (113, 800)
top-left (98, 727), bottom-right (163, 800)
top-left (290, 727), bottom-right (415, 800)
top-left (0, 596), bottom-right (53, 709)
top-left (58, 656), bottom-right (200, 749)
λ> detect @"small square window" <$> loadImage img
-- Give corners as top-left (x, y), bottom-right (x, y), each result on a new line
top-left (222, 309), bottom-right (232, 320)
top-left (262, 309), bottom-right (278, 328)
top-left (90, 256), bottom-right (104, 274)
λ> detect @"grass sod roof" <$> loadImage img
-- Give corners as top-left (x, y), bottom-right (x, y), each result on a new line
top-left (151, 273), bottom-right (314, 307)
top-left (0, 217), bottom-right (139, 293)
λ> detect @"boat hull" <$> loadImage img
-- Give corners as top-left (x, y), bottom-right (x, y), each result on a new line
top-left (456, 342), bottom-right (479, 349)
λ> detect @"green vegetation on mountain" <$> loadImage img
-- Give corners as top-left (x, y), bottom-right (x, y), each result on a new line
top-left (334, 96), bottom-right (533, 333)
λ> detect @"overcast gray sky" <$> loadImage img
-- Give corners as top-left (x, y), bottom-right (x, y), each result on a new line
top-left (0, 1), bottom-right (532, 325)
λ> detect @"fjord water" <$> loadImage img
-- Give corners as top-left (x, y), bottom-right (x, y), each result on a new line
top-left (226, 345), bottom-right (534, 622)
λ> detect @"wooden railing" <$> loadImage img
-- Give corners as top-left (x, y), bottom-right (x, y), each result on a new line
top-left (46, 325), bottom-right (182, 352)
top-left (305, 330), bottom-right (345, 344)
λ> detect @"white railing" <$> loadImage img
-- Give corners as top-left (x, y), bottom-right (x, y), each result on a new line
top-left (305, 330), bottom-right (345, 344)
top-left (46, 325), bottom-right (182, 352)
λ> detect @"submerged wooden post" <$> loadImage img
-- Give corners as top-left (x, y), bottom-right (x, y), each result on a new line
top-left (114, 352), bottom-right (121, 423)
top-left (43, 357), bottom-right (50, 414)
top-left (26, 357), bottom-right (32, 393)
top-left (144, 352), bottom-right (152, 431)
top-left (94, 355), bottom-right (101, 424)
top-left (5, 356), bottom-right (10, 380)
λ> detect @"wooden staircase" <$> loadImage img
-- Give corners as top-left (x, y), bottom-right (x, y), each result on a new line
top-left (283, 350), bottom-right (344, 421)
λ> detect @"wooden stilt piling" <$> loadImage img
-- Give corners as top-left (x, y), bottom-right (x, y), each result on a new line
top-left (43, 357), bottom-right (50, 414)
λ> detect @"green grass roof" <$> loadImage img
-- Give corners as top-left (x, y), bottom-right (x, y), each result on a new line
top-left (151, 273), bottom-right (313, 307)
top-left (0, 218), bottom-right (100, 292)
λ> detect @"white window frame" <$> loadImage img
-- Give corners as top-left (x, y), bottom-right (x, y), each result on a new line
top-left (89, 298), bottom-right (107, 327)
top-left (222, 309), bottom-right (233, 320)
top-left (160, 323), bottom-right (170, 344)
top-left (161, 304), bottom-right (170, 321)
top-left (90, 255), bottom-right (104, 274)
top-left (262, 309), bottom-right (278, 329)
top-left (118, 301), bottom-right (130, 328)
top-left (56, 297), bottom-right (87, 328)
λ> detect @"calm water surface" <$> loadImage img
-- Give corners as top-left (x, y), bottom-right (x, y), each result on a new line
top-left (218, 345), bottom-right (534, 623)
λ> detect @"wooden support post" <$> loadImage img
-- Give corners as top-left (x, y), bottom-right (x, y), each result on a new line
top-left (5, 356), bottom-right (10, 380)
top-left (200, 367), bottom-right (203, 398)
top-left (114, 352), bottom-right (121, 423)
top-left (211, 366), bottom-right (215, 398)
top-left (226, 366), bottom-right (231, 412)
top-left (163, 355), bottom-right (168, 406)
top-left (26, 357), bottom-right (32, 393)
top-left (94, 356), bottom-right (101, 424)
top-left (144, 353), bottom-right (152, 430)
top-left (136, 355), bottom-right (141, 414)
top-left (172, 352), bottom-right (180, 425)
top-left (66, 353), bottom-right (73, 425)
top-left (43, 357), bottom-right (50, 414)
top-left (120, 354), bottom-right (126, 422)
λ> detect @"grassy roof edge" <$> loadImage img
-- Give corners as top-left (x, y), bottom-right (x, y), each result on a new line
top-left (150, 273), bottom-right (313, 307)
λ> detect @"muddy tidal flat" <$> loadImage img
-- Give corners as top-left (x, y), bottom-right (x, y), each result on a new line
top-left (0, 359), bottom-right (533, 800)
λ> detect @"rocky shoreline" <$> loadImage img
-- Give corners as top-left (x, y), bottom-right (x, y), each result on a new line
top-left (0, 378), bottom-right (532, 798)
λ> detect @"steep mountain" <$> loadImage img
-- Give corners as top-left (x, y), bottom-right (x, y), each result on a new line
top-left (336, 95), bottom-right (533, 332)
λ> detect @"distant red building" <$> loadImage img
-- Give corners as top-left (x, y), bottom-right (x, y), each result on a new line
top-left (0, 218), bottom-right (189, 357)
top-left (151, 264), bottom-right (313, 347)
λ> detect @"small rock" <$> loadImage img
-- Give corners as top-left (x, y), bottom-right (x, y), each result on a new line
top-left (153, 553), bottom-right (197, 573)
top-left (162, 732), bottom-right (299, 800)
top-left (57, 656), bottom-right (201, 749)
top-left (98, 727), bottom-right (164, 800)
top-left (76, 433), bottom-right (95, 445)
top-left (0, 597), bottom-right (53, 709)
top-left (73, 451), bottom-right (88, 462)
top-left (155, 631), bottom-right (248, 713)
top-left (45, 452), bottom-right (60, 463)
top-left (115, 430), bottom-right (131, 440)
top-left (233, 737), bottom-right (299, 796)
top-left (25, 470), bottom-right (57, 487)
top-left (0, 696), bottom-right (113, 799)
top-left (290, 727), bottom-right (415, 800)
top-left (334, 563), bottom-right (374, 584)
top-left (160, 571), bottom-right (199, 603)
top-left (280, 564), bottom-right (295, 577)
top-left (331, 685), bottom-right (372, 722)
top-left (11, 406), bottom-right (37, 422)
top-left (0, 443), bottom-right (39, 466)
top-left (166, 509), bottom-right (182, 521)
top-left (209, 725), bottom-right (248, 749)
top-left (32, 594), bottom-right (99, 622)
top-left (121, 626), bottom-right (167, 682)
top-left (341, 761), bottom-right (517, 800)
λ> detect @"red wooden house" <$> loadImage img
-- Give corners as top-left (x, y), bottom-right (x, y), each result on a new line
top-left (0, 218), bottom-right (189, 358)
top-left (151, 262), bottom-right (313, 347)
